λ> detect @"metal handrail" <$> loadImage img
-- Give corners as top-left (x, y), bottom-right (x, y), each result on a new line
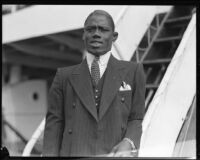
top-left (22, 118), bottom-right (45, 156)
top-left (3, 119), bottom-right (28, 144)
top-left (2, 119), bottom-right (41, 155)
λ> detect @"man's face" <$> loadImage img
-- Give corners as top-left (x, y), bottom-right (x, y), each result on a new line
top-left (83, 14), bottom-right (118, 56)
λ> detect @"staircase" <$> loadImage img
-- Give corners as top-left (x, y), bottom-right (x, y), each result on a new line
top-left (131, 6), bottom-right (195, 111)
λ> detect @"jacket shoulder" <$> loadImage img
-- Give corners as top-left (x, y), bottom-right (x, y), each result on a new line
top-left (118, 59), bottom-right (141, 69)
top-left (57, 63), bottom-right (81, 79)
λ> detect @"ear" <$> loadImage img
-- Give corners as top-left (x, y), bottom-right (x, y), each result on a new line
top-left (112, 32), bottom-right (118, 42)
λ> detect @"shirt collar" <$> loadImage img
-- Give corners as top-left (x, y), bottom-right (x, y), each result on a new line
top-left (86, 51), bottom-right (111, 67)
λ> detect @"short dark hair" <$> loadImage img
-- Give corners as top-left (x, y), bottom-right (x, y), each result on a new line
top-left (84, 10), bottom-right (115, 31)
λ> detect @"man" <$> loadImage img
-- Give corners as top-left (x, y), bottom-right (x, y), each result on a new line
top-left (43, 10), bottom-right (145, 157)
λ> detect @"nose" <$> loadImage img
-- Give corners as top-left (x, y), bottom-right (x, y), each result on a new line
top-left (92, 28), bottom-right (101, 38)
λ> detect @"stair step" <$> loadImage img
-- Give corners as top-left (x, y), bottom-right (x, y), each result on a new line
top-left (143, 58), bottom-right (171, 65)
top-left (154, 36), bottom-right (182, 43)
top-left (146, 84), bottom-right (159, 90)
top-left (165, 15), bottom-right (192, 24)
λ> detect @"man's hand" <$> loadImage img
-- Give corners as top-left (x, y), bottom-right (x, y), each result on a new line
top-left (107, 139), bottom-right (138, 157)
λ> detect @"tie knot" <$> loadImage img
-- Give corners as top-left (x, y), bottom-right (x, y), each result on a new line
top-left (94, 56), bottom-right (99, 61)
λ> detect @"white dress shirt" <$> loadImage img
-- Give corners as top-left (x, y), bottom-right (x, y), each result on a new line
top-left (86, 51), bottom-right (111, 78)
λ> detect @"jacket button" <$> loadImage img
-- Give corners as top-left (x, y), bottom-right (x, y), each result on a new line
top-left (121, 97), bottom-right (125, 103)
top-left (72, 103), bottom-right (76, 108)
top-left (68, 129), bottom-right (72, 134)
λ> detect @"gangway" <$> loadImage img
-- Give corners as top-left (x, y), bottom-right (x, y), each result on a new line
top-left (131, 6), bottom-right (194, 110)
top-left (139, 9), bottom-right (196, 157)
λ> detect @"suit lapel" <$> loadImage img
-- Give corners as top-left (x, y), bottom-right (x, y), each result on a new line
top-left (69, 59), bottom-right (98, 121)
top-left (99, 55), bottom-right (126, 120)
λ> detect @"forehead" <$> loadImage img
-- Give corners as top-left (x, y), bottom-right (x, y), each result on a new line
top-left (85, 14), bottom-right (113, 28)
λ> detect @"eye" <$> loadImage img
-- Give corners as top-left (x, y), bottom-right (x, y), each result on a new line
top-left (99, 27), bottom-right (109, 32)
top-left (85, 27), bottom-right (94, 33)
top-left (85, 27), bottom-right (92, 32)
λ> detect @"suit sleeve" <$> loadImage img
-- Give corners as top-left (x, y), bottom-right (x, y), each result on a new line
top-left (125, 63), bottom-right (146, 149)
top-left (43, 68), bottom-right (64, 156)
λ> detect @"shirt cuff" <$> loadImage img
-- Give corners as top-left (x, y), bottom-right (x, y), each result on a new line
top-left (123, 138), bottom-right (137, 150)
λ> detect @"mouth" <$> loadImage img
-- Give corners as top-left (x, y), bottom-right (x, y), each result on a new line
top-left (90, 41), bottom-right (103, 47)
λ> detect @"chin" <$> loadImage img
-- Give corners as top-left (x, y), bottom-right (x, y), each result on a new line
top-left (92, 52), bottom-right (106, 56)
top-left (88, 49), bottom-right (106, 56)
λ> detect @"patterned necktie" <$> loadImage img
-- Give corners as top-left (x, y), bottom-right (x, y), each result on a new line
top-left (91, 56), bottom-right (100, 86)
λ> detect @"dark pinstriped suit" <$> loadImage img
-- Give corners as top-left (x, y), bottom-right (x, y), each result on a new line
top-left (43, 55), bottom-right (145, 156)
